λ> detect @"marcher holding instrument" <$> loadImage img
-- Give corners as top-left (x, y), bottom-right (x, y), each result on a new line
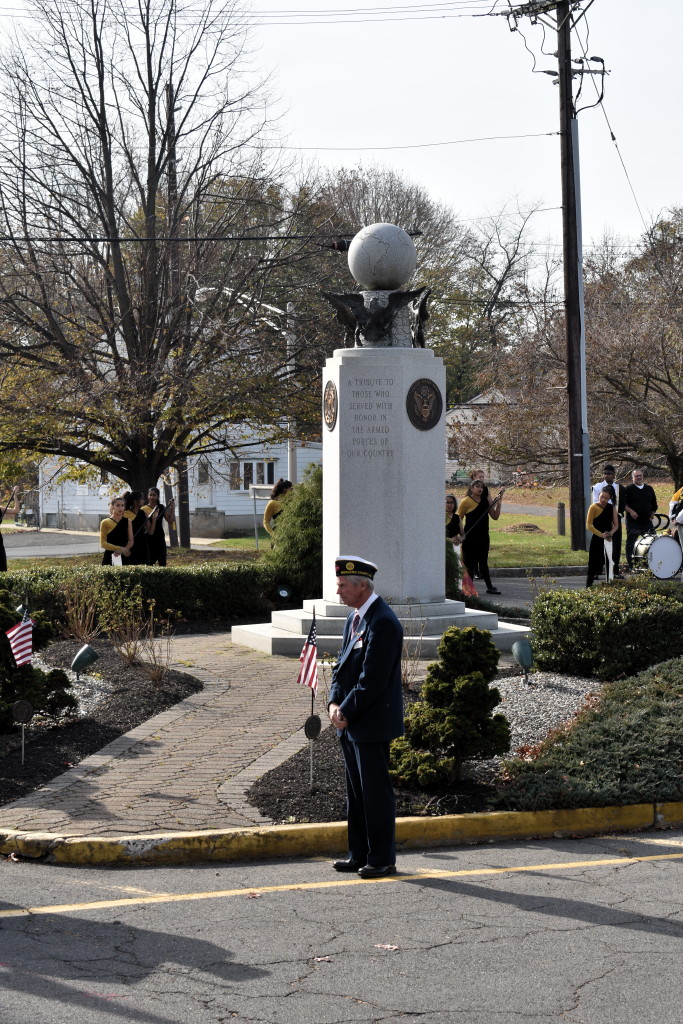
top-left (586, 487), bottom-right (618, 587)
top-left (100, 497), bottom-right (133, 565)
top-left (457, 480), bottom-right (505, 595)
top-left (0, 485), bottom-right (21, 572)
top-left (142, 487), bottom-right (174, 566)
top-left (123, 490), bottom-right (149, 565)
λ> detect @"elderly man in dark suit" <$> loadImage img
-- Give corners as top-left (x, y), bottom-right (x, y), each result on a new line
top-left (328, 556), bottom-right (404, 879)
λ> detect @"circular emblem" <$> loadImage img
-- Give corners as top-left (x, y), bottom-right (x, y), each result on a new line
top-left (323, 380), bottom-right (338, 431)
top-left (346, 562), bottom-right (354, 571)
top-left (406, 378), bottom-right (443, 431)
top-left (12, 700), bottom-right (34, 725)
top-left (304, 714), bottom-right (322, 740)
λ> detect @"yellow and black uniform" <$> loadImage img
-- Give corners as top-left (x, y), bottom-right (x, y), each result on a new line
top-left (457, 496), bottom-right (495, 591)
top-left (125, 509), bottom-right (149, 565)
top-left (586, 502), bottom-right (616, 586)
top-left (100, 516), bottom-right (130, 566)
top-left (142, 503), bottom-right (169, 566)
top-left (446, 512), bottom-right (461, 540)
top-left (263, 499), bottom-right (283, 537)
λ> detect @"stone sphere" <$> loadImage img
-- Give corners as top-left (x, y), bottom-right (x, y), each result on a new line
top-left (347, 223), bottom-right (417, 290)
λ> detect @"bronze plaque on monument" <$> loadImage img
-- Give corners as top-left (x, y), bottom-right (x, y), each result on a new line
top-left (323, 380), bottom-right (338, 431)
top-left (406, 378), bottom-right (442, 430)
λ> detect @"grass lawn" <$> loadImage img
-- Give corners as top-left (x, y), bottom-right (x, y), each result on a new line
top-left (488, 513), bottom-right (588, 567)
top-left (209, 528), bottom-right (270, 550)
top-left (449, 480), bottom-right (675, 509)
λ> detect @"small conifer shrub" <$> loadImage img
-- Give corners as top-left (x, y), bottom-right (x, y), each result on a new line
top-left (390, 626), bottom-right (510, 789)
top-left (262, 464), bottom-right (322, 599)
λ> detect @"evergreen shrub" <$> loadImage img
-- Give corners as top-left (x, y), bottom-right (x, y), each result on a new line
top-left (531, 584), bottom-right (683, 680)
top-left (0, 594), bottom-right (75, 733)
top-left (496, 656), bottom-right (683, 811)
top-left (390, 626), bottom-right (510, 789)
top-left (262, 464), bottom-right (322, 600)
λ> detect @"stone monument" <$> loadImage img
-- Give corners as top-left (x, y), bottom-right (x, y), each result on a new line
top-left (320, 222), bottom-right (445, 603)
top-left (231, 223), bottom-right (529, 655)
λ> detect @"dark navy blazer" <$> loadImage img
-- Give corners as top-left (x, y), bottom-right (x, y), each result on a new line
top-left (328, 596), bottom-right (404, 743)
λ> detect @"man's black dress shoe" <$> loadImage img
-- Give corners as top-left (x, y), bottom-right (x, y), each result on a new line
top-left (357, 863), bottom-right (397, 879)
top-left (486, 587), bottom-right (501, 595)
top-left (332, 858), bottom-right (364, 872)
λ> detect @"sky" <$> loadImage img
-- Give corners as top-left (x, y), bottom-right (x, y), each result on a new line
top-left (249, 0), bottom-right (682, 256)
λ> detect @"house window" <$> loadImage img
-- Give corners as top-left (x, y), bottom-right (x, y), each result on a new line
top-left (197, 459), bottom-right (210, 485)
top-left (229, 460), bottom-right (275, 490)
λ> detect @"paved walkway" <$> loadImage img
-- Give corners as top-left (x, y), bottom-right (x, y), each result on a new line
top-left (0, 637), bottom-right (348, 836)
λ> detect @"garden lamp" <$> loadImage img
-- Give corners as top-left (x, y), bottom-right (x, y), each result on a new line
top-left (276, 584), bottom-right (293, 603)
top-left (512, 638), bottom-right (533, 685)
top-left (71, 644), bottom-right (99, 679)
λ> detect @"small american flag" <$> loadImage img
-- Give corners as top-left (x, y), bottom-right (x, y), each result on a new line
top-left (5, 611), bottom-right (35, 666)
top-left (296, 610), bottom-right (318, 695)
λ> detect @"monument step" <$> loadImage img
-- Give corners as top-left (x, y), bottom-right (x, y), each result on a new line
top-left (272, 607), bottom-right (497, 637)
top-left (231, 616), bottom-right (530, 657)
top-left (302, 598), bottom-right (467, 617)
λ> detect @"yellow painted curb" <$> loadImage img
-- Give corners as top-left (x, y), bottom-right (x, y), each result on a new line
top-left (0, 803), bottom-right (657, 866)
top-left (655, 801), bottom-right (683, 828)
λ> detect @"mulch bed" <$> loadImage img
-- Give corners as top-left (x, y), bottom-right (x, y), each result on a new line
top-left (248, 687), bottom-right (497, 825)
top-left (248, 726), bottom-right (495, 824)
top-left (0, 638), bottom-right (202, 808)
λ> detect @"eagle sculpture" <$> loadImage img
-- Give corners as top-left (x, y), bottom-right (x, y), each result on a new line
top-left (322, 287), bottom-right (429, 347)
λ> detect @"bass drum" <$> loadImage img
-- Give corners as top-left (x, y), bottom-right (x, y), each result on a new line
top-left (633, 533), bottom-right (682, 579)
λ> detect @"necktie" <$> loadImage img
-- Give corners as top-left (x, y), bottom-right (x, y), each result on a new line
top-left (352, 612), bottom-right (360, 635)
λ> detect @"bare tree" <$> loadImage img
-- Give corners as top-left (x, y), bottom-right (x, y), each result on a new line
top-left (454, 211), bottom-right (683, 485)
top-left (0, 0), bottom-right (314, 495)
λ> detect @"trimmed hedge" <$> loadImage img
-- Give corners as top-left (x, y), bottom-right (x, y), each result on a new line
top-left (495, 656), bottom-right (683, 811)
top-left (531, 583), bottom-right (683, 680)
top-left (0, 562), bottom-right (281, 627)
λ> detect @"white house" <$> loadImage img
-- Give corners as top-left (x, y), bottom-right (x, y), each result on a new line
top-left (445, 389), bottom-right (513, 484)
top-left (38, 434), bottom-right (322, 535)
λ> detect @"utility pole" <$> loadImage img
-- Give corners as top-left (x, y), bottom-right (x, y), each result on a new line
top-left (500, 0), bottom-right (592, 549)
top-left (166, 81), bottom-right (191, 549)
top-left (557, 0), bottom-right (589, 549)
top-left (286, 302), bottom-right (297, 484)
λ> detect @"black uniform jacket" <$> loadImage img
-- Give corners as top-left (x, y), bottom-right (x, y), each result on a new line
top-left (329, 596), bottom-right (404, 744)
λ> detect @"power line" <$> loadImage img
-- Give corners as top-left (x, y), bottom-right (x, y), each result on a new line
top-left (570, 13), bottom-right (649, 232)
top-left (289, 130), bottom-right (559, 152)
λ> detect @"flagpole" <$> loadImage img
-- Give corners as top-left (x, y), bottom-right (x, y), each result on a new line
top-left (309, 607), bottom-right (315, 791)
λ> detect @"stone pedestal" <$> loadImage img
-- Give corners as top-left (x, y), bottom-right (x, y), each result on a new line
top-left (322, 347), bottom-right (446, 603)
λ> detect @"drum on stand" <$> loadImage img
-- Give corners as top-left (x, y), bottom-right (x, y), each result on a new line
top-left (633, 533), bottom-right (682, 579)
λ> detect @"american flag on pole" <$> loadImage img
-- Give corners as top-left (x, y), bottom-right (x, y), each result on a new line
top-left (5, 611), bottom-right (35, 666)
top-left (296, 610), bottom-right (318, 695)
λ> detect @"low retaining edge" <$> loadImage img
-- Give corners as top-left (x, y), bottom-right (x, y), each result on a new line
top-left (0, 802), bottom-right (665, 866)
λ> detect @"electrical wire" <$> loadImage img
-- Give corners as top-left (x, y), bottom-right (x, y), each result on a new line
top-left (289, 129), bottom-right (559, 152)
top-left (570, 11), bottom-right (649, 231)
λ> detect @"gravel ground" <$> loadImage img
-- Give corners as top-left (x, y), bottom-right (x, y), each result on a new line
top-left (248, 669), bottom-right (601, 823)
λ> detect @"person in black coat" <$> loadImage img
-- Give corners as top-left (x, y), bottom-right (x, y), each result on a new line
top-left (623, 468), bottom-right (658, 569)
top-left (328, 556), bottom-right (404, 879)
